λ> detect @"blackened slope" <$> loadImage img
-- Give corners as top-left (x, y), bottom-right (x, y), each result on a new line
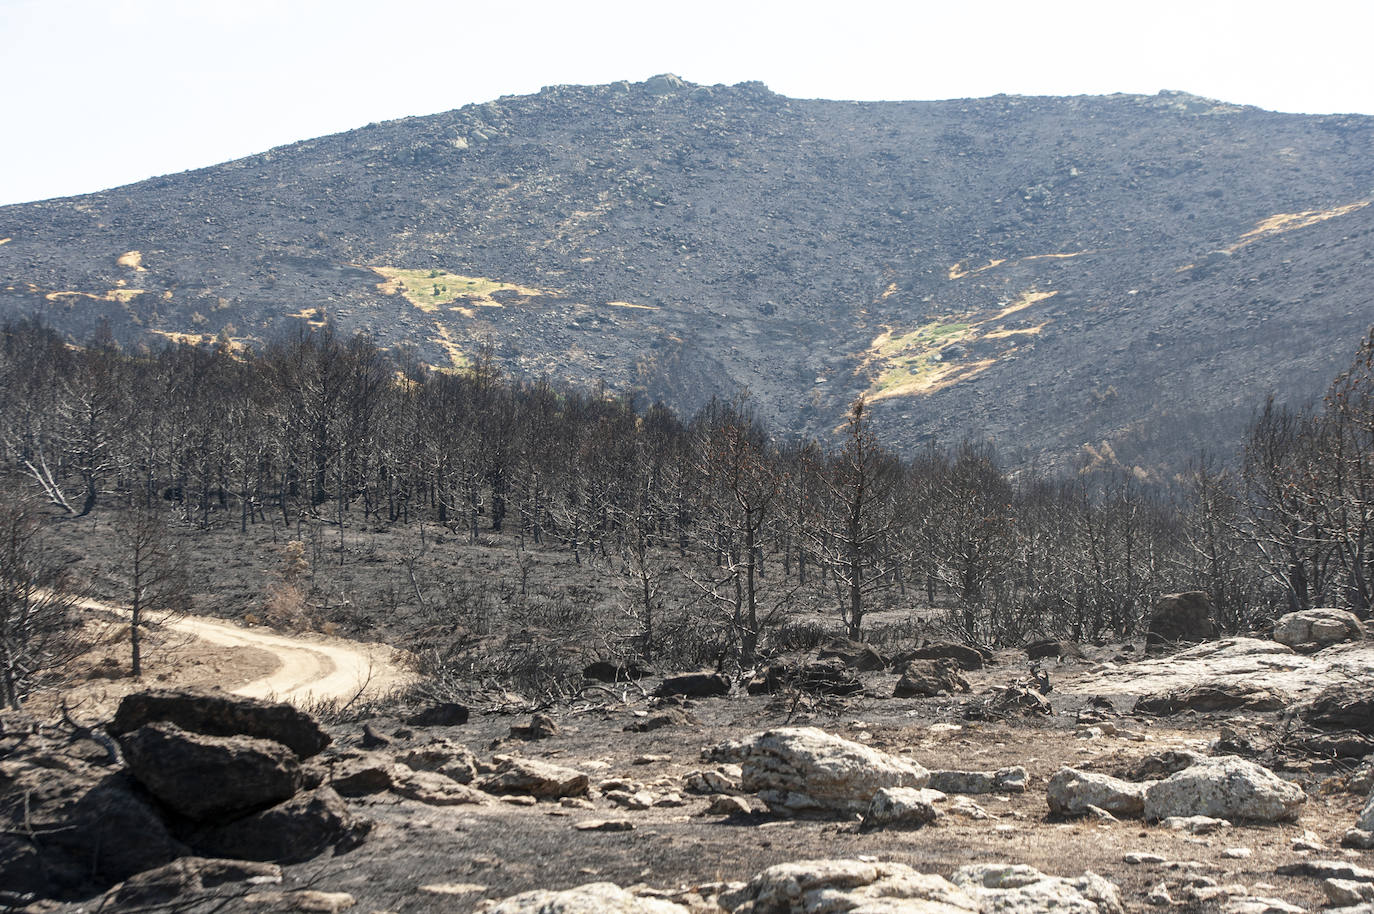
top-left (1, 79), bottom-right (1371, 470)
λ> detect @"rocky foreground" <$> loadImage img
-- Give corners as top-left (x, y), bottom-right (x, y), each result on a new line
top-left (3, 609), bottom-right (1374, 913)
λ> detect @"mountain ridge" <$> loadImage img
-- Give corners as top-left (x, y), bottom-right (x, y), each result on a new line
top-left (3, 75), bottom-right (1372, 470)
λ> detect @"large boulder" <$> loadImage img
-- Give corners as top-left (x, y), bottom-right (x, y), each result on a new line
top-left (863, 787), bottom-right (943, 829)
top-left (1047, 768), bottom-right (1148, 818)
top-left (482, 882), bottom-right (690, 913)
top-left (1133, 681), bottom-right (1288, 715)
top-left (1143, 756), bottom-right (1306, 823)
top-left (1146, 592), bottom-right (1217, 652)
top-left (896, 641), bottom-right (988, 671)
top-left (191, 786), bottom-right (368, 864)
top-left (711, 727), bottom-right (929, 815)
top-left (0, 757), bottom-right (187, 899)
top-left (110, 688), bottom-right (330, 759)
top-left (894, 659), bottom-right (971, 697)
top-left (654, 671), bottom-right (731, 698)
top-left (1272, 608), bottom-right (1365, 652)
top-left (119, 722), bottom-right (301, 820)
top-left (1302, 685), bottom-right (1374, 735)
top-left (478, 756), bottom-right (589, 798)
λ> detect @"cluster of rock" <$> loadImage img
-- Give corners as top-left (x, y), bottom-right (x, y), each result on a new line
top-left (1, 688), bottom-right (366, 902)
top-left (478, 859), bottom-right (1123, 914)
top-left (1046, 756), bottom-right (1306, 823)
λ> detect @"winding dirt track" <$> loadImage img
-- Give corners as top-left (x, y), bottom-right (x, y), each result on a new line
top-left (75, 597), bottom-right (415, 706)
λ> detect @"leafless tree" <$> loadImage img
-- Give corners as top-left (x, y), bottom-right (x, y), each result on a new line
top-left (0, 493), bottom-right (87, 708)
top-left (112, 503), bottom-right (191, 678)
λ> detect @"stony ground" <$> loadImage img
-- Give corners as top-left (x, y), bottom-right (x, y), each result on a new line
top-left (52, 640), bottom-right (1370, 914)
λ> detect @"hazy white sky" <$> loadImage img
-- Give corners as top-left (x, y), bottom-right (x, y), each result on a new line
top-left (2, 0), bottom-right (1372, 206)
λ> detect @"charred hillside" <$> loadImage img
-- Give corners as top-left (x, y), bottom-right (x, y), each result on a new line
top-left (1, 76), bottom-right (1372, 469)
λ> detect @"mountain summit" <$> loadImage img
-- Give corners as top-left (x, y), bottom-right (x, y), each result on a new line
top-left (2, 76), bottom-right (1371, 469)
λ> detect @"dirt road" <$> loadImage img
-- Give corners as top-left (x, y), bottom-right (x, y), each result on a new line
top-left (75, 596), bottom-right (415, 706)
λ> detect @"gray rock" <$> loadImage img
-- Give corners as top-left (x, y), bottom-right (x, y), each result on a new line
top-left (682, 766), bottom-right (741, 795)
top-left (1133, 681), bottom-right (1287, 714)
top-left (1144, 756), bottom-right (1305, 823)
top-left (716, 727), bottom-right (929, 815)
top-left (110, 688), bottom-right (329, 759)
top-left (0, 759), bottom-right (186, 898)
top-left (1047, 768), bottom-right (1148, 818)
top-left (480, 882), bottom-right (689, 913)
top-left (1345, 828), bottom-right (1374, 849)
top-left (951, 863), bottom-right (1124, 914)
top-left (1303, 686), bottom-right (1374, 735)
top-left (1146, 592), bottom-right (1216, 652)
top-left (894, 659), bottom-right (971, 697)
top-left (478, 756), bottom-right (589, 798)
top-left (1275, 860), bottom-right (1374, 881)
top-left (1222, 897), bottom-right (1307, 914)
top-left (392, 769), bottom-right (487, 806)
top-left (1273, 609), bottom-right (1365, 650)
top-left (192, 786), bottom-right (369, 864)
top-left (642, 74), bottom-right (689, 95)
top-left (1126, 751), bottom-right (1205, 781)
top-left (929, 766), bottom-right (1027, 794)
top-left (704, 795), bottom-right (753, 816)
top-left (719, 859), bottom-right (979, 914)
top-left (396, 738), bottom-right (478, 783)
top-left (119, 722), bottom-right (301, 820)
top-left (1123, 853), bottom-right (1166, 865)
top-left (1161, 815), bottom-right (1231, 833)
top-left (326, 752), bottom-right (404, 796)
top-left (896, 641), bottom-right (987, 671)
top-left (863, 787), bottom-right (944, 829)
top-left (654, 672), bottom-right (730, 698)
top-left (1326, 881), bottom-right (1374, 906)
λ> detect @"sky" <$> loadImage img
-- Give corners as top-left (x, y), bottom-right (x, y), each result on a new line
top-left (2, 0), bottom-right (1373, 206)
